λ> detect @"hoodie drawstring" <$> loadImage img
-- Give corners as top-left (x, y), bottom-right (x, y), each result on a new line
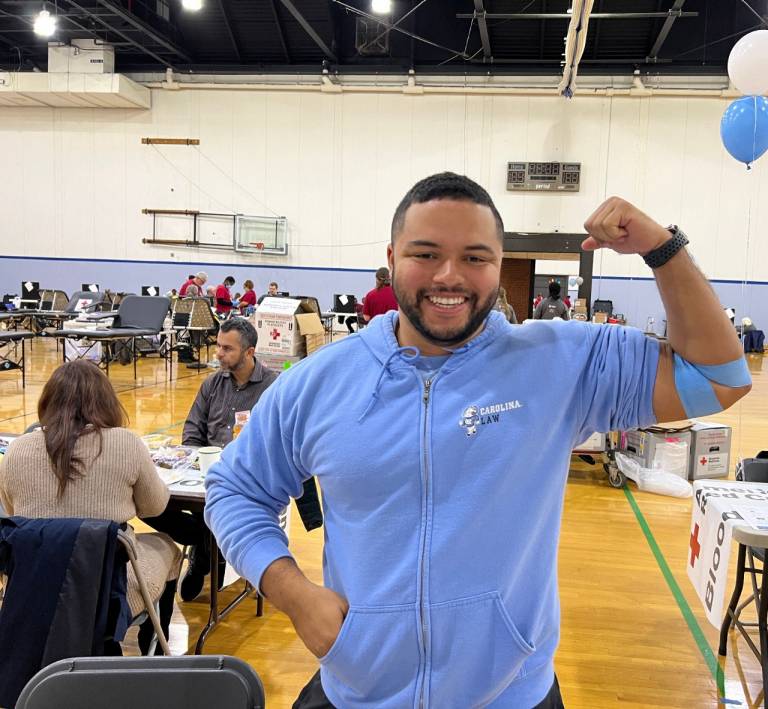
top-left (357, 346), bottom-right (420, 422)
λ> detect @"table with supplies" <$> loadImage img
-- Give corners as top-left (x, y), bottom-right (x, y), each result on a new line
top-left (2, 433), bottom-right (288, 655)
top-left (149, 441), bottom-right (290, 654)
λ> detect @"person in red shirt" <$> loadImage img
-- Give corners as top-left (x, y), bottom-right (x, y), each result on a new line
top-left (363, 267), bottom-right (398, 323)
top-left (179, 271), bottom-right (208, 297)
top-left (239, 279), bottom-right (257, 314)
top-left (215, 276), bottom-right (236, 315)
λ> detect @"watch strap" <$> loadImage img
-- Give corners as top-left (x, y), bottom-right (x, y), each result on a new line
top-left (643, 226), bottom-right (689, 269)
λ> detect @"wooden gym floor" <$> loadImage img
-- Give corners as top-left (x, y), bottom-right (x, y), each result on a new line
top-left (0, 337), bottom-right (766, 708)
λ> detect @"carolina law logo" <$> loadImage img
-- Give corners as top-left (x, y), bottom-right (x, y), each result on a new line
top-left (459, 400), bottom-right (523, 437)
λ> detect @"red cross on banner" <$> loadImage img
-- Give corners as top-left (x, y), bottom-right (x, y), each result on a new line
top-left (689, 523), bottom-right (701, 567)
top-left (271, 328), bottom-right (280, 341)
top-left (700, 457), bottom-right (708, 466)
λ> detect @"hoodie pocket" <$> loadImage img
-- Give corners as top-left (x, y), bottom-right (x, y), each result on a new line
top-left (429, 591), bottom-right (535, 707)
top-left (319, 603), bottom-right (421, 703)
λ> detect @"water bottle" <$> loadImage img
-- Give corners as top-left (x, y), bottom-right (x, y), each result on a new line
top-left (645, 316), bottom-right (655, 334)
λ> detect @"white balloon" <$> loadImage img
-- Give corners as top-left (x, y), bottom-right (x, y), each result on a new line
top-left (728, 30), bottom-right (768, 96)
top-left (576, 276), bottom-right (584, 286)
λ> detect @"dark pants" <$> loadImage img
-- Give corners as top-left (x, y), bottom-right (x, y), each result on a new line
top-left (293, 671), bottom-right (564, 709)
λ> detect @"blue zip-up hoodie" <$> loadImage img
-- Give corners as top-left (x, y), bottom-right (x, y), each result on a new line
top-left (205, 310), bottom-right (659, 708)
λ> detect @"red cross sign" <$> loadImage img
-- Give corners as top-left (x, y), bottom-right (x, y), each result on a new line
top-left (689, 523), bottom-right (701, 567)
top-left (270, 328), bottom-right (281, 341)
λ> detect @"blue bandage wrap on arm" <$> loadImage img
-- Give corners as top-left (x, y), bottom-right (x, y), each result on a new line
top-left (673, 354), bottom-right (751, 418)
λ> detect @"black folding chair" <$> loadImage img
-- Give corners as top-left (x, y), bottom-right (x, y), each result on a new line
top-left (16, 656), bottom-right (265, 709)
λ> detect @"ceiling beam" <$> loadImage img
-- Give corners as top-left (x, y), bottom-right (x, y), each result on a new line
top-left (538, 0), bottom-right (545, 61)
top-left (278, 0), bottom-right (337, 62)
top-left (457, 11), bottom-right (698, 20)
top-left (357, 0), bottom-right (429, 55)
top-left (269, 0), bottom-right (290, 63)
top-left (649, 0), bottom-right (686, 59)
top-left (92, 0), bottom-right (193, 62)
top-left (61, 0), bottom-right (177, 68)
top-left (473, 0), bottom-right (492, 59)
top-left (591, 0), bottom-right (603, 59)
top-left (335, 1), bottom-right (468, 58)
top-left (215, 0), bottom-right (242, 63)
top-left (0, 32), bottom-right (42, 69)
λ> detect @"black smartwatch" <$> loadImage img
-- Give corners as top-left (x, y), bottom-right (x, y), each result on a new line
top-left (642, 225), bottom-right (689, 269)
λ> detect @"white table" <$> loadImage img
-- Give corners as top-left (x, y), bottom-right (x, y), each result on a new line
top-left (688, 479), bottom-right (768, 627)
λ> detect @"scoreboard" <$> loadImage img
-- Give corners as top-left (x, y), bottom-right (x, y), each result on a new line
top-left (506, 162), bottom-right (581, 192)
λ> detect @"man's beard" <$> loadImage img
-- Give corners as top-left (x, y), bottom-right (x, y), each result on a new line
top-left (392, 266), bottom-right (498, 349)
top-left (221, 352), bottom-right (248, 372)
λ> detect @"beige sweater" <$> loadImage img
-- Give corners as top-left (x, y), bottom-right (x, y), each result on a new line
top-left (0, 427), bottom-right (181, 616)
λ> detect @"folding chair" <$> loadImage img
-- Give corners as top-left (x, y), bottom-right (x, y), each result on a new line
top-left (16, 655), bottom-right (265, 709)
top-left (0, 518), bottom-right (174, 708)
top-left (172, 297), bottom-right (219, 372)
top-left (719, 456), bottom-right (768, 702)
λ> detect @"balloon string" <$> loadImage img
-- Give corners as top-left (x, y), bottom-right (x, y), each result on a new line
top-left (738, 167), bottom-right (758, 461)
top-left (751, 95), bottom-right (758, 171)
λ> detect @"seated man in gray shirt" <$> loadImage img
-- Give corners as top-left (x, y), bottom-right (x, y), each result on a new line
top-left (533, 281), bottom-right (570, 321)
top-left (182, 318), bottom-right (277, 448)
top-left (174, 318), bottom-right (322, 601)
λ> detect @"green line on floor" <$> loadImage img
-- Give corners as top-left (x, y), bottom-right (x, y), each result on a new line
top-left (623, 486), bottom-right (726, 699)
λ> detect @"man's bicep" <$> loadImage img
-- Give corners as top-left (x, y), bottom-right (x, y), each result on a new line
top-left (652, 343), bottom-right (687, 423)
top-left (653, 342), bottom-right (752, 422)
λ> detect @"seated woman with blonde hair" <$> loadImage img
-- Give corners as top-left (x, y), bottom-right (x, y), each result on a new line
top-left (0, 360), bottom-right (181, 655)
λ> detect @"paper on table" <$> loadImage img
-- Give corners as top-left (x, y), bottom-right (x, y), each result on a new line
top-left (736, 507), bottom-right (768, 531)
top-left (155, 467), bottom-right (187, 486)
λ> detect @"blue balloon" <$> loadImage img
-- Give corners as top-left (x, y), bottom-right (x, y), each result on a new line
top-left (720, 96), bottom-right (768, 166)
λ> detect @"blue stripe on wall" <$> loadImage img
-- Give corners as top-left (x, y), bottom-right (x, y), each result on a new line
top-left (588, 277), bottom-right (766, 334)
top-left (1, 255), bottom-right (766, 330)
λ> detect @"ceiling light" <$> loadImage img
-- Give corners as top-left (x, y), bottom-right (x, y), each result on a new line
top-left (371, 0), bottom-right (392, 14)
top-left (33, 8), bottom-right (56, 37)
top-left (182, 0), bottom-right (202, 11)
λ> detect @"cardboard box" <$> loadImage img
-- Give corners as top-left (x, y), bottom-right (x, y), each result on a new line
top-left (620, 427), bottom-right (693, 478)
top-left (255, 297), bottom-right (323, 357)
top-left (689, 422), bottom-right (732, 480)
top-left (305, 332), bottom-right (326, 356)
top-left (592, 312), bottom-right (608, 324)
top-left (575, 299), bottom-right (587, 308)
top-left (258, 353), bottom-right (303, 374)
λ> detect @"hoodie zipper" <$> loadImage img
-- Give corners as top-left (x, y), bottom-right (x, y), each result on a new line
top-left (418, 377), bottom-right (433, 709)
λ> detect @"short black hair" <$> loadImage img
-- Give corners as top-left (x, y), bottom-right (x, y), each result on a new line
top-left (391, 172), bottom-right (504, 243)
top-left (224, 276), bottom-right (236, 286)
top-left (548, 281), bottom-right (561, 298)
top-left (220, 318), bottom-right (257, 349)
